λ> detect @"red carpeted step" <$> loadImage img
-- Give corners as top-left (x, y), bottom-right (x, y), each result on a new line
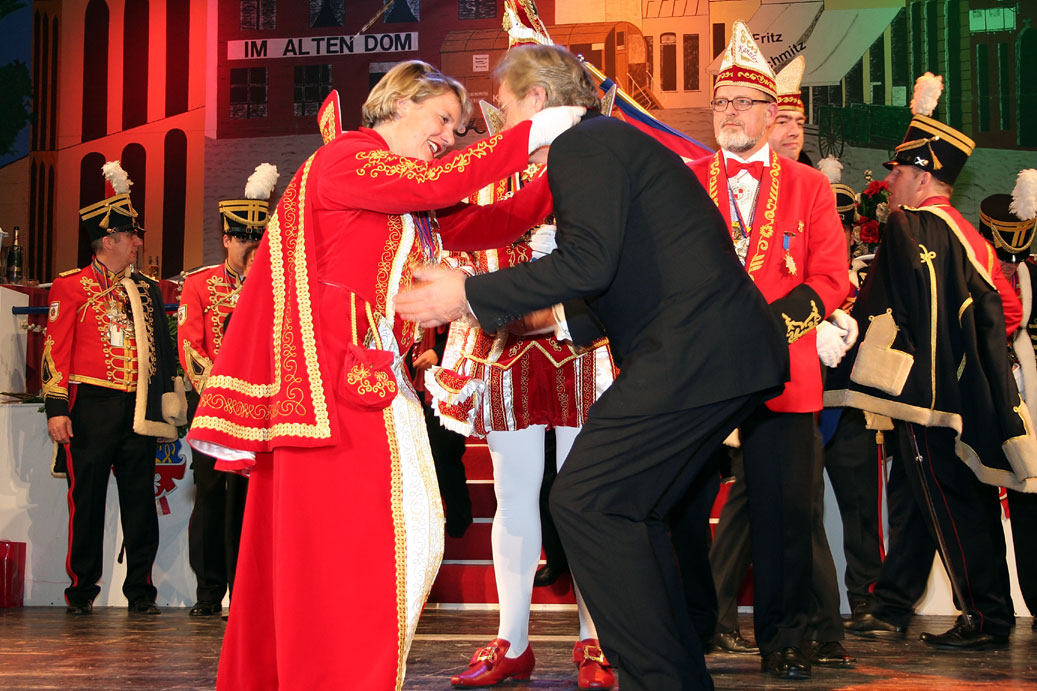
top-left (462, 441), bottom-right (493, 481)
top-left (467, 480), bottom-right (496, 518)
top-left (429, 563), bottom-right (577, 605)
top-left (444, 522), bottom-right (493, 561)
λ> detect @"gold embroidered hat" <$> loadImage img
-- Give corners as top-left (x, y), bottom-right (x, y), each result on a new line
top-left (78, 161), bottom-right (142, 242)
top-left (817, 155), bottom-right (857, 226)
top-left (219, 163), bottom-right (280, 241)
top-left (714, 21), bottom-right (777, 100)
top-left (979, 169), bottom-right (1037, 261)
top-left (885, 73), bottom-right (974, 185)
top-left (775, 56), bottom-right (805, 114)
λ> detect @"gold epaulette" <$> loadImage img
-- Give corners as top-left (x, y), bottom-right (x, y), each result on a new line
top-left (58, 268), bottom-right (80, 278)
top-left (180, 264), bottom-right (221, 278)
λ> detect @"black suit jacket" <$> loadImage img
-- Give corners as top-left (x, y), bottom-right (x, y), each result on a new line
top-left (467, 113), bottom-right (788, 417)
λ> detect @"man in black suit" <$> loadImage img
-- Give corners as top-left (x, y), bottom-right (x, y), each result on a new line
top-left (396, 44), bottom-right (788, 691)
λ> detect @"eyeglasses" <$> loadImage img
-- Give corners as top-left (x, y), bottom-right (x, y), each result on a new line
top-left (710, 98), bottom-right (772, 112)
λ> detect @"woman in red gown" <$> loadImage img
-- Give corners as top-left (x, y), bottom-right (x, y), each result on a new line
top-left (186, 61), bottom-right (581, 690)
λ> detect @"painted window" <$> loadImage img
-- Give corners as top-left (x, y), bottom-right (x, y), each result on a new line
top-left (294, 64), bottom-right (334, 117)
top-left (230, 67), bottom-right (268, 119)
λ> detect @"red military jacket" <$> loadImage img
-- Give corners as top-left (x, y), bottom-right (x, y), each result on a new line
top-left (689, 147), bottom-right (850, 412)
top-left (177, 262), bottom-right (244, 393)
top-left (42, 259), bottom-right (141, 413)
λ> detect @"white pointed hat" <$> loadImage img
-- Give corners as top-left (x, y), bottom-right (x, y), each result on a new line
top-left (714, 21), bottom-right (777, 100)
top-left (775, 56), bottom-right (805, 113)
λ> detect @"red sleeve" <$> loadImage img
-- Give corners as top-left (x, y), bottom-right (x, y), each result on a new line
top-left (41, 275), bottom-right (82, 417)
top-left (314, 121), bottom-right (534, 215)
top-left (992, 252), bottom-right (1022, 334)
top-left (177, 275), bottom-right (212, 390)
top-left (799, 177), bottom-right (852, 316)
top-left (438, 173), bottom-right (553, 252)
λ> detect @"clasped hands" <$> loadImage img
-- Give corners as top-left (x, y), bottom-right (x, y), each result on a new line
top-left (816, 309), bottom-right (859, 367)
top-left (395, 267), bottom-right (556, 336)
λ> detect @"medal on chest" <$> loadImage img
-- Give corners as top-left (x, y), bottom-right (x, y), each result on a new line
top-left (782, 222), bottom-right (804, 277)
top-left (105, 295), bottom-right (131, 347)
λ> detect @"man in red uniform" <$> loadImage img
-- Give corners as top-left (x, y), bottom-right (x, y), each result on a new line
top-left (177, 163), bottom-right (277, 616)
top-left (42, 161), bottom-right (186, 615)
top-left (684, 22), bottom-right (851, 679)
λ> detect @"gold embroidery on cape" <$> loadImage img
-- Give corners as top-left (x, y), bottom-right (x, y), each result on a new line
top-left (41, 335), bottom-right (67, 400)
top-left (384, 405), bottom-right (408, 691)
top-left (918, 243), bottom-right (938, 409)
top-left (782, 299), bottom-right (822, 344)
top-left (355, 135), bottom-right (504, 182)
top-left (194, 154), bottom-right (332, 441)
top-left (377, 215), bottom-right (405, 315)
top-left (347, 363), bottom-right (397, 397)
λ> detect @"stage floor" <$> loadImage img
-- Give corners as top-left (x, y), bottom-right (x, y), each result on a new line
top-left (1, 608), bottom-right (1034, 689)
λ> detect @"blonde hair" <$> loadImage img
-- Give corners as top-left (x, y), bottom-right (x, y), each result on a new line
top-left (362, 60), bottom-right (472, 128)
top-left (494, 44), bottom-right (600, 110)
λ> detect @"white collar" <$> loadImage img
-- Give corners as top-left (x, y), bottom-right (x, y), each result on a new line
top-left (722, 142), bottom-right (771, 166)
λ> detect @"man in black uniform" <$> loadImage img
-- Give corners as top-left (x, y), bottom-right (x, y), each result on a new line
top-left (826, 75), bottom-right (1037, 649)
top-left (178, 164), bottom-right (277, 616)
top-left (43, 161), bottom-right (187, 615)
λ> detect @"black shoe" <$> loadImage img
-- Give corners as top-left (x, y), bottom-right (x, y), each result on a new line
top-left (810, 640), bottom-right (857, 667)
top-left (65, 601), bottom-right (93, 615)
top-left (843, 612), bottom-right (907, 639)
top-left (761, 647), bottom-right (811, 680)
top-left (919, 618), bottom-right (1008, 650)
top-left (533, 562), bottom-right (568, 587)
top-left (850, 599), bottom-right (870, 618)
top-left (712, 630), bottom-right (759, 654)
top-left (189, 601), bottom-right (222, 617)
top-left (128, 600), bottom-right (161, 615)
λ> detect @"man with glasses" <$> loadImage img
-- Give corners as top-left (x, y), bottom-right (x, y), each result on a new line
top-left (684, 22), bottom-right (850, 680)
top-left (42, 161), bottom-right (187, 616)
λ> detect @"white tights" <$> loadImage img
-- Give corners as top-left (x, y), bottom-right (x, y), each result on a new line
top-left (486, 424), bottom-right (598, 658)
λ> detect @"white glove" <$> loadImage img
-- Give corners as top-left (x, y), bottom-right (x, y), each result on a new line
top-left (829, 308), bottom-right (859, 348)
top-left (816, 320), bottom-right (849, 368)
top-left (528, 224), bottom-right (557, 259)
top-left (527, 106), bottom-right (586, 154)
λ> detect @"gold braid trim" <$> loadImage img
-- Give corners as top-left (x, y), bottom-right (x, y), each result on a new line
top-left (41, 335), bottom-right (67, 400)
top-left (746, 151), bottom-right (781, 279)
top-left (355, 134), bottom-right (505, 181)
top-left (782, 299), bottom-right (822, 344)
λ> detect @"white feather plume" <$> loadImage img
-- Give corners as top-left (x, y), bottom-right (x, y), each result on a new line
top-left (101, 160), bottom-right (132, 195)
top-left (910, 72), bottom-right (943, 116)
top-left (244, 163), bottom-right (280, 200)
top-left (1010, 169), bottom-right (1037, 221)
top-left (816, 156), bottom-right (843, 184)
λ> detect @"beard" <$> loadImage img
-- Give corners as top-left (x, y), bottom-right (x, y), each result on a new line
top-left (717, 125), bottom-right (760, 154)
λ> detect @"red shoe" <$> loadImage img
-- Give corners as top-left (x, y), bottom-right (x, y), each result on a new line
top-left (573, 638), bottom-right (615, 690)
top-left (450, 638), bottom-right (535, 687)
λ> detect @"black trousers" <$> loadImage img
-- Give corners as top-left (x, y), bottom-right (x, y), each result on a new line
top-left (422, 401), bottom-right (471, 538)
top-left (539, 428), bottom-right (568, 570)
top-left (187, 393), bottom-right (248, 603)
top-left (550, 392), bottom-right (763, 691)
top-left (876, 423), bottom-right (1012, 634)
top-left (188, 450), bottom-right (248, 603)
top-left (709, 430), bottom-right (844, 644)
top-left (64, 384), bottom-right (158, 605)
top-left (868, 444), bottom-right (934, 626)
top-left (739, 409), bottom-right (818, 654)
top-left (1008, 489), bottom-right (1037, 615)
top-left (822, 408), bottom-right (884, 608)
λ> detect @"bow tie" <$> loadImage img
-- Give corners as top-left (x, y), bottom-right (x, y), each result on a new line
top-left (726, 159), bottom-right (764, 180)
